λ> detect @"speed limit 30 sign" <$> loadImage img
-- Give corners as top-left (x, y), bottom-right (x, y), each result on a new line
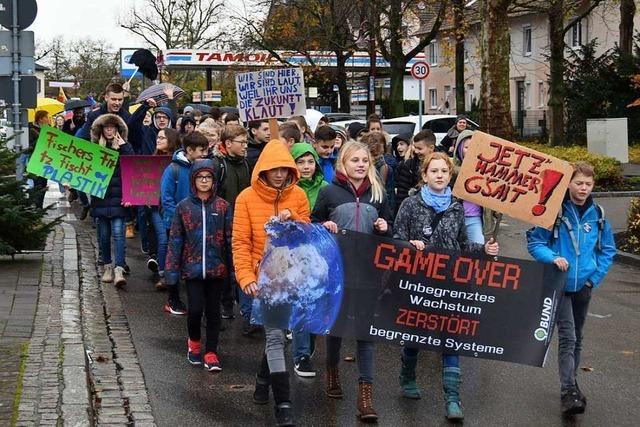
top-left (410, 61), bottom-right (430, 80)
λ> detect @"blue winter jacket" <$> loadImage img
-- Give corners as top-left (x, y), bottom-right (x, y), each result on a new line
top-left (527, 198), bottom-right (616, 292)
top-left (127, 102), bottom-right (176, 155)
top-left (160, 149), bottom-right (192, 230)
top-left (165, 159), bottom-right (232, 286)
top-left (319, 156), bottom-right (335, 183)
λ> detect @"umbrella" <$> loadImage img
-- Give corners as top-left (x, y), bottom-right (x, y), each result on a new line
top-left (184, 103), bottom-right (213, 113)
top-left (27, 98), bottom-right (64, 122)
top-left (134, 83), bottom-right (185, 104)
top-left (64, 99), bottom-right (92, 111)
top-left (127, 49), bottom-right (158, 81)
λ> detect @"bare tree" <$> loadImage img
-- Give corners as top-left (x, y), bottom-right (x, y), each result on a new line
top-left (38, 38), bottom-right (119, 97)
top-left (119, 0), bottom-right (226, 50)
top-left (512, 0), bottom-right (606, 146)
top-left (620, 0), bottom-right (636, 56)
top-left (479, 0), bottom-right (514, 141)
top-left (373, 0), bottom-right (448, 117)
top-left (231, 0), bottom-right (361, 112)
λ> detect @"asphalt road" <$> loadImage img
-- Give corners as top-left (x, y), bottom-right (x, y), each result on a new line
top-left (102, 198), bottom-right (639, 427)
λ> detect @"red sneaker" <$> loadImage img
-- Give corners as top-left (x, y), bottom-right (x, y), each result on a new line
top-left (187, 339), bottom-right (202, 365)
top-left (204, 352), bottom-right (222, 372)
top-left (163, 299), bottom-right (187, 315)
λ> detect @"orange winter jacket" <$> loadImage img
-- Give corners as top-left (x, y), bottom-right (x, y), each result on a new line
top-left (232, 140), bottom-right (310, 289)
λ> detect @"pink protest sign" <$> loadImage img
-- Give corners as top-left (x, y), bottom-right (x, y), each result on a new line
top-left (120, 155), bottom-right (172, 206)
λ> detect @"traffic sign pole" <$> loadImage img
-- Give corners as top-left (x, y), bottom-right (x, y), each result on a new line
top-left (419, 80), bottom-right (423, 129)
top-left (410, 60), bottom-right (430, 132)
top-left (12, 0), bottom-right (21, 156)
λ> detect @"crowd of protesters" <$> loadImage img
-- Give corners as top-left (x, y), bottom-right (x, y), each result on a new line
top-left (21, 81), bottom-right (616, 426)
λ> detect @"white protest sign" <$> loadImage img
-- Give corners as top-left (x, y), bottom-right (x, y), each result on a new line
top-left (235, 68), bottom-right (306, 122)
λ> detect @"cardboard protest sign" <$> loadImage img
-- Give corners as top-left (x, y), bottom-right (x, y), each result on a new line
top-left (26, 126), bottom-right (119, 199)
top-left (254, 223), bottom-right (565, 367)
top-left (120, 155), bottom-right (172, 205)
top-left (452, 131), bottom-right (573, 229)
top-left (235, 68), bottom-right (306, 122)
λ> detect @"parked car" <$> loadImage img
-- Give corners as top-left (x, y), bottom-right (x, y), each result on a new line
top-left (331, 114), bottom-right (479, 146)
top-left (382, 115), bottom-right (479, 146)
top-left (324, 112), bottom-right (363, 122)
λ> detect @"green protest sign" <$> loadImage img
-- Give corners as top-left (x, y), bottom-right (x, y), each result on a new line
top-left (26, 125), bottom-right (119, 199)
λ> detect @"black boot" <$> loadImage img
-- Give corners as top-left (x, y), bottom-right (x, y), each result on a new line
top-left (253, 355), bottom-right (270, 405)
top-left (270, 372), bottom-right (295, 426)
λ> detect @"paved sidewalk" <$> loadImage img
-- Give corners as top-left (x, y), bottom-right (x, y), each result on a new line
top-left (0, 252), bottom-right (42, 425)
top-left (4, 185), bottom-right (155, 426)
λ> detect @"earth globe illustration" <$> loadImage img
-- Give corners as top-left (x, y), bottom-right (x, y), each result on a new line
top-left (252, 220), bottom-right (344, 335)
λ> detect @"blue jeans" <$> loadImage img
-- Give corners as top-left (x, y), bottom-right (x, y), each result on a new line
top-left (557, 286), bottom-right (592, 393)
top-left (150, 209), bottom-right (167, 273)
top-left (464, 216), bottom-right (485, 244)
top-left (292, 330), bottom-right (311, 362)
top-left (326, 337), bottom-right (374, 383)
top-left (402, 347), bottom-right (459, 368)
top-left (239, 291), bottom-right (253, 320)
top-left (97, 217), bottom-right (126, 267)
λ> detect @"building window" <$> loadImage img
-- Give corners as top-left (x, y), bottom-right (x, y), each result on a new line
top-left (523, 26), bottom-right (532, 56)
top-left (429, 88), bottom-right (438, 109)
top-left (571, 19), bottom-right (582, 48)
top-left (467, 84), bottom-right (474, 110)
top-left (464, 41), bottom-right (469, 63)
top-left (525, 82), bottom-right (531, 108)
top-left (36, 78), bottom-right (42, 94)
top-left (428, 42), bottom-right (438, 66)
top-left (538, 81), bottom-right (546, 107)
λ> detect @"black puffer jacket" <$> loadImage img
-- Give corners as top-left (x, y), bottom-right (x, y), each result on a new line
top-left (393, 156), bottom-right (422, 213)
top-left (89, 114), bottom-right (134, 218)
top-left (312, 173), bottom-right (391, 235)
top-left (393, 190), bottom-right (483, 253)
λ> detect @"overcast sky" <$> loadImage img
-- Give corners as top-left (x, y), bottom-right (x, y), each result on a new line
top-left (29, 0), bottom-right (142, 50)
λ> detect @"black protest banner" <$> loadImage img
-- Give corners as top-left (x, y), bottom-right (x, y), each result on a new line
top-left (329, 230), bottom-right (565, 367)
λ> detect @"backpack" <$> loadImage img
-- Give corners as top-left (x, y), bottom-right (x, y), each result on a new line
top-left (550, 203), bottom-right (606, 252)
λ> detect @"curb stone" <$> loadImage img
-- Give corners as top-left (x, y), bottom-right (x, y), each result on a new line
top-left (75, 219), bottom-right (156, 426)
top-left (16, 224), bottom-right (92, 426)
top-left (615, 250), bottom-right (640, 269)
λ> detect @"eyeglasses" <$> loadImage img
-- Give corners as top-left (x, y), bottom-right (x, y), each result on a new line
top-left (231, 139), bottom-right (248, 145)
top-left (195, 175), bottom-right (213, 182)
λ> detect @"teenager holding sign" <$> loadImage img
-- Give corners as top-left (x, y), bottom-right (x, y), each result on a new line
top-left (527, 162), bottom-right (616, 416)
top-left (233, 140), bottom-right (310, 427)
top-left (393, 152), bottom-right (499, 420)
top-left (89, 114), bottom-right (134, 288)
top-left (312, 140), bottom-right (391, 423)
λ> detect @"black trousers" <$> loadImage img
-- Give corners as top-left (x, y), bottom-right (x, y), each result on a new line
top-left (186, 278), bottom-right (223, 353)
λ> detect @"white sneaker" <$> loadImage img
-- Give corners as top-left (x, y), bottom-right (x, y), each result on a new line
top-left (114, 266), bottom-right (127, 288)
top-left (101, 264), bottom-right (114, 283)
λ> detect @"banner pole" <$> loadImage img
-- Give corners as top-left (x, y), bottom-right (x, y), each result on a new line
top-left (269, 118), bottom-right (280, 140)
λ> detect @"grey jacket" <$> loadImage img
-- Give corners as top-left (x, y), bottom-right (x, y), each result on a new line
top-left (393, 191), bottom-right (483, 254)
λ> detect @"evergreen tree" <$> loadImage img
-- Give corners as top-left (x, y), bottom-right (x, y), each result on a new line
top-left (0, 147), bottom-right (60, 255)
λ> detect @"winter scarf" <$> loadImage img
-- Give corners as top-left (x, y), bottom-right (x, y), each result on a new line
top-left (420, 185), bottom-right (452, 213)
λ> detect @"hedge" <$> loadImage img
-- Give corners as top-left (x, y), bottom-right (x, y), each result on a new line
top-left (519, 143), bottom-right (625, 191)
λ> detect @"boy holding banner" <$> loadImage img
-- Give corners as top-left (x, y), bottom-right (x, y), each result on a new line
top-left (527, 162), bottom-right (616, 416)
